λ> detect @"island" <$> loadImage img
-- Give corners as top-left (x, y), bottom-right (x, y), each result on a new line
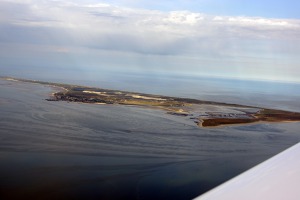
top-left (3, 77), bottom-right (300, 127)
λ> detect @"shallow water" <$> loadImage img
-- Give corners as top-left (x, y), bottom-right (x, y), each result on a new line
top-left (0, 78), bottom-right (300, 199)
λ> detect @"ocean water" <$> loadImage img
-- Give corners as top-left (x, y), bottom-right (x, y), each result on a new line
top-left (12, 70), bottom-right (300, 111)
top-left (0, 73), bottom-right (300, 200)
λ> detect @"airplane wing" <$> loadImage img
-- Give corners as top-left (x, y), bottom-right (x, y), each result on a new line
top-left (195, 142), bottom-right (300, 200)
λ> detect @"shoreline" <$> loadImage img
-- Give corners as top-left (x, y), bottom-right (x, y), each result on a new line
top-left (3, 76), bottom-right (300, 128)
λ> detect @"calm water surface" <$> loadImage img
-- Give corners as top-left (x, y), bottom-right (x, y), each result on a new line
top-left (0, 75), bottom-right (300, 200)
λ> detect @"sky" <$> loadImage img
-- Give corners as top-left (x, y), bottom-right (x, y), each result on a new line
top-left (0, 0), bottom-right (300, 82)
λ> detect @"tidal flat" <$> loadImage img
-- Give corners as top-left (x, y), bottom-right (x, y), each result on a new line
top-left (1, 78), bottom-right (300, 200)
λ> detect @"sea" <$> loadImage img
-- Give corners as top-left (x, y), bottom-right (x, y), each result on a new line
top-left (1, 71), bottom-right (300, 199)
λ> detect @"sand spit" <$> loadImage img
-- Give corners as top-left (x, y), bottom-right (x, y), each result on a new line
top-left (4, 77), bottom-right (300, 128)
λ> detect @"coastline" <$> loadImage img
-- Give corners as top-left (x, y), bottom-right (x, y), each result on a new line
top-left (3, 76), bottom-right (300, 128)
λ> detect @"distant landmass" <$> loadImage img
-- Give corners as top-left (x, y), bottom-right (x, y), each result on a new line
top-left (3, 77), bottom-right (300, 127)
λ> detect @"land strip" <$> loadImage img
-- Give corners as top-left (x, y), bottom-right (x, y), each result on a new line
top-left (2, 77), bottom-right (300, 127)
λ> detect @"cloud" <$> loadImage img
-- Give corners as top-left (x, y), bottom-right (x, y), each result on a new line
top-left (1, 0), bottom-right (300, 82)
top-left (1, 1), bottom-right (299, 47)
top-left (0, 2), bottom-right (298, 44)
